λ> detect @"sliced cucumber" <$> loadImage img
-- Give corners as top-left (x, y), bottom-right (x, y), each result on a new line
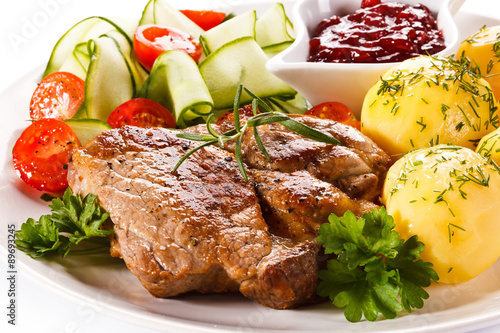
top-left (104, 30), bottom-right (148, 92)
top-left (139, 50), bottom-right (213, 128)
top-left (139, 0), bottom-right (204, 38)
top-left (139, 0), bottom-right (155, 26)
top-left (110, 17), bottom-right (140, 40)
top-left (58, 42), bottom-right (89, 79)
top-left (58, 56), bottom-right (86, 80)
top-left (65, 118), bottom-right (111, 145)
top-left (43, 16), bottom-right (132, 77)
top-left (255, 3), bottom-right (294, 48)
top-left (76, 35), bottom-right (135, 121)
top-left (74, 42), bottom-right (91, 72)
top-left (200, 10), bottom-right (257, 55)
top-left (262, 40), bottom-right (294, 59)
top-left (266, 93), bottom-right (308, 114)
top-left (199, 36), bottom-right (296, 110)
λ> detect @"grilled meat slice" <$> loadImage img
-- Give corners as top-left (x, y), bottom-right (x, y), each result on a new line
top-left (68, 126), bottom-right (322, 308)
top-left (185, 111), bottom-right (388, 241)
top-left (68, 126), bottom-right (271, 297)
top-left (239, 237), bottom-right (325, 309)
top-left (67, 109), bottom-right (391, 308)
top-left (218, 112), bottom-right (391, 201)
top-left (251, 169), bottom-right (378, 241)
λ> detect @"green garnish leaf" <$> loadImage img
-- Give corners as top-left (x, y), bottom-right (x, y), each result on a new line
top-left (176, 132), bottom-right (216, 142)
top-left (175, 85), bottom-right (342, 181)
top-left (15, 216), bottom-right (60, 258)
top-left (317, 207), bottom-right (439, 322)
top-left (15, 188), bottom-right (112, 258)
top-left (279, 118), bottom-right (342, 145)
top-left (243, 86), bottom-right (274, 112)
top-left (234, 84), bottom-right (243, 132)
top-left (386, 235), bottom-right (439, 312)
top-left (251, 96), bottom-right (271, 162)
top-left (173, 139), bottom-right (218, 173)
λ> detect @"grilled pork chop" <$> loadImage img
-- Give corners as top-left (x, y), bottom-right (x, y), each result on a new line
top-left (250, 169), bottom-right (378, 241)
top-left (216, 110), bottom-right (390, 202)
top-left (68, 125), bottom-right (323, 308)
top-left (67, 112), bottom-right (391, 309)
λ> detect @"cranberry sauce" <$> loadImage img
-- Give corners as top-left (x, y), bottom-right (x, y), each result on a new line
top-left (308, 0), bottom-right (446, 63)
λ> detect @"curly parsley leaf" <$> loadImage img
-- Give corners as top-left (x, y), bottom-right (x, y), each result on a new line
top-left (386, 235), bottom-right (439, 312)
top-left (317, 207), bottom-right (439, 322)
top-left (15, 188), bottom-right (112, 258)
top-left (15, 216), bottom-right (61, 258)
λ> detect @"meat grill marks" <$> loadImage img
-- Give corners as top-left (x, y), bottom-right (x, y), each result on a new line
top-left (69, 126), bottom-right (270, 296)
top-left (68, 126), bottom-right (323, 308)
top-left (251, 169), bottom-right (378, 242)
top-left (188, 111), bottom-right (390, 240)
top-left (213, 110), bottom-right (391, 202)
top-left (240, 237), bottom-right (324, 309)
top-left (67, 112), bottom-right (391, 309)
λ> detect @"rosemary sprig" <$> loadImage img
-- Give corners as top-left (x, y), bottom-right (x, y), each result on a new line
top-left (173, 85), bottom-right (342, 181)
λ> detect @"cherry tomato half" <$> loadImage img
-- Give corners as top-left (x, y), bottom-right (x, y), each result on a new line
top-left (180, 10), bottom-right (226, 31)
top-left (106, 98), bottom-right (176, 129)
top-left (305, 102), bottom-right (361, 130)
top-left (29, 71), bottom-right (85, 121)
top-left (216, 104), bottom-right (256, 127)
top-left (12, 118), bottom-right (82, 192)
top-left (133, 24), bottom-right (203, 71)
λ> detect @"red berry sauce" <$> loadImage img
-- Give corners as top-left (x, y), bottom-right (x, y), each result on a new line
top-left (308, 0), bottom-right (446, 63)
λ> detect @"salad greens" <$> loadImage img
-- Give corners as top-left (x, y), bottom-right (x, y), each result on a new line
top-left (317, 207), bottom-right (439, 322)
top-left (15, 188), bottom-right (112, 258)
top-left (45, 0), bottom-right (303, 130)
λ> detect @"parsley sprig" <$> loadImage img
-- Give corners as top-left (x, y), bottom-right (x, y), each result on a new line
top-left (15, 188), bottom-right (112, 258)
top-left (174, 85), bottom-right (342, 181)
top-left (317, 207), bottom-right (439, 322)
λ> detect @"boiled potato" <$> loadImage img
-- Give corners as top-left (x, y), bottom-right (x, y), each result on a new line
top-left (458, 25), bottom-right (500, 101)
top-left (476, 127), bottom-right (500, 166)
top-left (382, 144), bottom-right (500, 284)
top-left (361, 55), bottom-right (498, 159)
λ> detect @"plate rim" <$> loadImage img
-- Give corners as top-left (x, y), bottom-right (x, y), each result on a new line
top-left (3, 1), bottom-right (500, 332)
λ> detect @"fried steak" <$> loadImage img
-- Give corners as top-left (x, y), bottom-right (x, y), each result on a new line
top-left (67, 114), bottom-right (390, 309)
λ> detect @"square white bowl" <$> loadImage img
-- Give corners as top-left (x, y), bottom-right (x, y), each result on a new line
top-left (266, 0), bottom-right (464, 117)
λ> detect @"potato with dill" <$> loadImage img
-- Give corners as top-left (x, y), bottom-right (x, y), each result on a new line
top-left (458, 25), bottom-right (500, 101)
top-left (476, 127), bottom-right (500, 166)
top-left (361, 55), bottom-right (498, 159)
top-left (382, 144), bottom-right (500, 284)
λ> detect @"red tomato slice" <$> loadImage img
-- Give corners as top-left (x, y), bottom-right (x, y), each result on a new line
top-left (107, 98), bottom-right (176, 129)
top-left (133, 24), bottom-right (203, 71)
top-left (216, 104), bottom-right (256, 127)
top-left (305, 102), bottom-right (361, 130)
top-left (180, 10), bottom-right (226, 31)
top-left (30, 71), bottom-right (85, 121)
top-left (12, 118), bottom-right (82, 192)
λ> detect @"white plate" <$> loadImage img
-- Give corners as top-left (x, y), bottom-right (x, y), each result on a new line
top-left (2, 1), bottom-right (500, 332)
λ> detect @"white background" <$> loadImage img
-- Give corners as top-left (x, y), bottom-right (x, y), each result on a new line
top-left (1, 0), bottom-right (500, 332)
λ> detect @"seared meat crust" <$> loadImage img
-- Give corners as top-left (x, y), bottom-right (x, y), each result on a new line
top-left (251, 169), bottom-right (378, 241)
top-left (216, 113), bottom-right (391, 201)
top-left (240, 238), bottom-right (325, 309)
top-left (69, 126), bottom-right (271, 297)
top-left (68, 112), bottom-right (391, 309)
top-left (68, 126), bottom-right (322, 308)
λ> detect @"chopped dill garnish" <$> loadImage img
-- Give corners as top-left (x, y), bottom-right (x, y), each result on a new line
top-left (447, 223), bottom-right (466, 243)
